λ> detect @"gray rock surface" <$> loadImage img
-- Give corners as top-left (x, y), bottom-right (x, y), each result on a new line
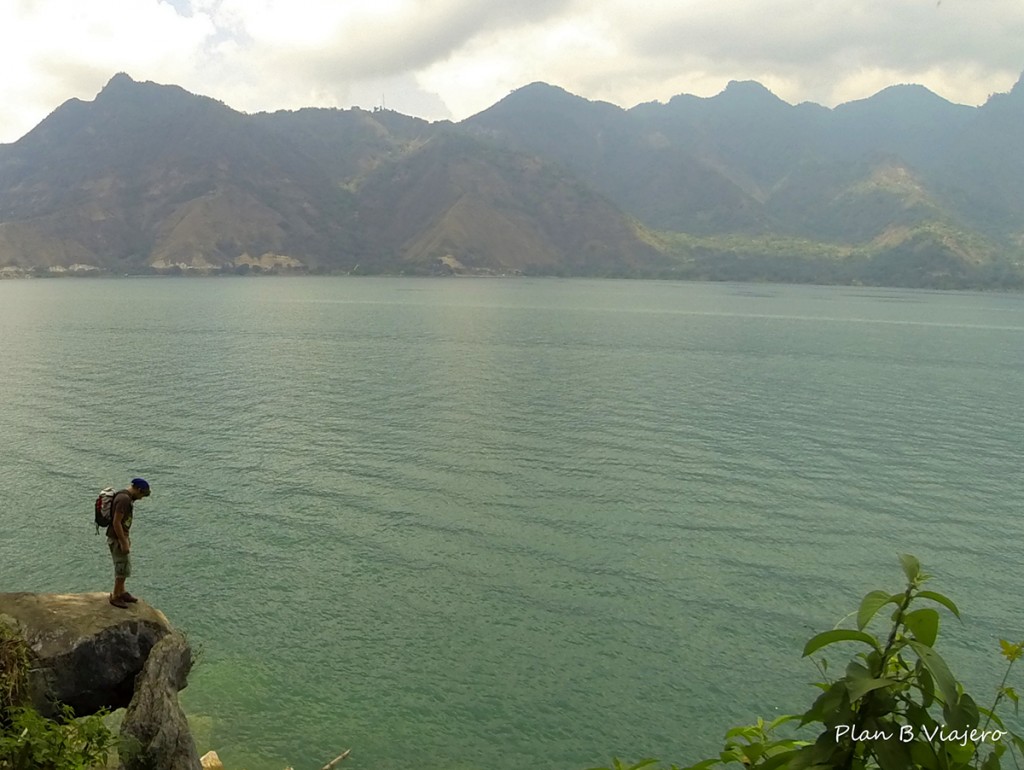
top-left (0, 592), bottom-right (173, 716)
top-left (119, 630), bottom-right (201, 770)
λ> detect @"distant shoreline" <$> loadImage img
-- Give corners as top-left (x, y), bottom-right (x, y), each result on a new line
top-left (2, 268), bottom-right (1023, 293)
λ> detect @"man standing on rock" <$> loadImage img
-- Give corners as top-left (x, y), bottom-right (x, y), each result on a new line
top-left (108, 478), bottom-right (151, 609)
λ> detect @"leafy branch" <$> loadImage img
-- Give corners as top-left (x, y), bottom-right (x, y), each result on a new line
top-left (592, 555), bottom-right (1024, 770)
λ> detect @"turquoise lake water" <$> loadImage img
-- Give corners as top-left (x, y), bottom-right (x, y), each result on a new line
top-left (1, 276), bottom-right (1022, 770)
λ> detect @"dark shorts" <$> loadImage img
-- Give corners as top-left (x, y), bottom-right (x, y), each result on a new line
top-left (107, 538), bottom-right (132, 579)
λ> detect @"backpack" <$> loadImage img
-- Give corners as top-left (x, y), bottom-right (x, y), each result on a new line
top-left (94, 487), bottom-right (117, 531)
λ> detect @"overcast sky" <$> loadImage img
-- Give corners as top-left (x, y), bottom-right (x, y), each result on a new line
top-left (1, 0), bottom-right (1022, 144)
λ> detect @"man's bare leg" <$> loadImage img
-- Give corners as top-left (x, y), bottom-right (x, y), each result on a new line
top-left (110, 577), bottom-right (128, 607)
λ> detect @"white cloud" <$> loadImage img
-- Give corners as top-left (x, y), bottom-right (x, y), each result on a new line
top-left (418, 0), bottom-right (1024, 118)
top-left (0, 0), bottom-right (1021, 143)
top-left (0, 0), bottom-right (214, 141)
top-left (181, 0), bottom-right (576, 117)
top-left (602, 0), bottom-right (1024, 107)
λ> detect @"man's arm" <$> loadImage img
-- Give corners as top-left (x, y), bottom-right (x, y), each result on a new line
top-left (112, 502), bottom-right (130, 553)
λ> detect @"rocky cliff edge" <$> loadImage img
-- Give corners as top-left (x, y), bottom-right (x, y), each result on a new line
top-left (0, 592), bottom-right (201, 770)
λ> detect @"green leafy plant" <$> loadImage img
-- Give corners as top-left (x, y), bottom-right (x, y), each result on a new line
top-left (1, 621), bottom-right (118, 770)
top-left (592, 555), bottom-right (1024, 770)
top-left (0, 705), bottom-right (117, 770)
top-left (0, 625), bottom-right (30, 718)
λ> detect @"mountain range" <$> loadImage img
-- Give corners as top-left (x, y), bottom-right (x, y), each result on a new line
top-left (1, 72), bottom-right (1022, 288)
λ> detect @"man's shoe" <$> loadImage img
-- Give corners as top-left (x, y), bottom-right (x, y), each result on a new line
top-left (109, 595), bottom-right (130, 609)
top-left (120, 592), bottom-right (139, 603)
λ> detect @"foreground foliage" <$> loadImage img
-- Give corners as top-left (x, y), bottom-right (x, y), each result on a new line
top-left (594, 555), bottom-right (1023, 770)
top-left (0, 707), bottom-right (116, 770)
top-left (0, 621), bottom-right (117, 770)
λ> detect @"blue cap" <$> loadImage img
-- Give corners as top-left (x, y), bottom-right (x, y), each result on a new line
top-left (132, 478), bottom-right (150, 491)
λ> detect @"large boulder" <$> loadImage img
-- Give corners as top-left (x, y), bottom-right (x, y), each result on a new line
top-left (120, 630), bottom-right (201, 770)
top-left (0, 592), bottom-right (174, 717)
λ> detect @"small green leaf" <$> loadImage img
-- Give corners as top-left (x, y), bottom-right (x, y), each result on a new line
top-left (981, 749), bottom-right (1001, 770)
top-left (857, 590), bottom-right (899, 631)
top-left (1002, 685), bottom-right (1019, 715)
top-left (908, 640), bottom-right (958, 706)
top-left (945, 740), bottom-right (975, 765)
top-left (846, 675), bottom-right (899, 701)
top-left (741, 743), bottom-right (765, 763)
top-left (766, 740), bottom-right (810, 752)
top-left (917, 590), bottom-right (961, 619)
top-left (845, 659), bottom-right (870, 678)
top-left (900, 553), bottom-right (921, 583)
top-left (766, 714), bottom-right (803, 731)
top-left (905, 608), bottom-right (941, 647)
top-left (803, 629), bottom-right (880, 658)
top-left (909, 739), bottom-right (940, 769)
top-left (719, 747), bottom-right (744, 763)
top-left (916, 665), bottom-right (935, 709)
top-left (1012, 735), bottom-right (1024, 759)
top-left (758, 750), bottom-right (802, 770)
top-left (874, 734), bottom-right (912, 770)
top-left (801, 681), bottom-right (847, 726)
top-left (945, 692), bottom-right (980, 731)
top-left (999, 639), bottom-right (1023, 662)
top-left (678, 761), bottom-right (718, 770)
top-left (725, 725), bottom-right (759, 740)
top-left (976, 705), bottom-right (1006, 729)
top-left (628, 761), bottom-right (660, 770)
